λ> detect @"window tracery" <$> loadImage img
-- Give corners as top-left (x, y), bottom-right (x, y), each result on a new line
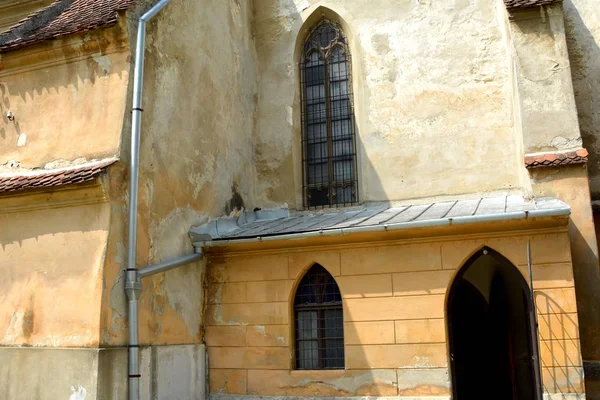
top-left (300, 19), bottom-right (358, 208)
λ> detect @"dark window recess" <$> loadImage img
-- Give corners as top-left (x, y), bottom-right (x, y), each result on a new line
top-left (294, 264), bottom-right (344, 370)
top-left (300, 19), bottom-right (358, 209)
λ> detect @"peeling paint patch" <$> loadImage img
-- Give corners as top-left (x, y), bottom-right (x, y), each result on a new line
top-left (107, 271), bottom-right (126, 341)
top-left (69, 385), bottom-right (87, 400)
top-left (323, 370), bottom-right (397, 393)
top-left (16, 133), bottom-right (26, 147)
top-left (297, 0), bottom-right (310, 12)
top-left (92, 53), bottom-right (112, 74)
top-left (410, 356), bottom-right (435, 368)
top-left (550, 136), bottom-right (583, 150)
top-left (211, 304), bottom-right (224, 325)
top-left (3, 311), bottom-right (27, 343)
top-left (188, 153), bottom-right (215, 199)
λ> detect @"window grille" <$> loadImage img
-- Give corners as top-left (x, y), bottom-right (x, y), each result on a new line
top-left (300, 19), bottom-right (358, 209)
top-left (294, 264), bottom-right (344, 370)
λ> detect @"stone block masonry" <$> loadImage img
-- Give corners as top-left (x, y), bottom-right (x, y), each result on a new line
top-left (205, 231), bottom-right (583, 397)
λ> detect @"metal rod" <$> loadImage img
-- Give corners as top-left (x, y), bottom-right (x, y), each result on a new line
top-left (138, 253), bottom-right (203, 279)
top-left (527, 241), bottom-right (544, 400)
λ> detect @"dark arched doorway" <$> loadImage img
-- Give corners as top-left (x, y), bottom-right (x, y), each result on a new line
top-left (447, 247), bottom-right (542, 400)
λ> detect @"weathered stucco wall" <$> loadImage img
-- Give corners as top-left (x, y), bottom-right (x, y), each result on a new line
top-left (0, 24), bottom-right (130, 171)
top-left (0, 183), bottom-right (110, 347)
top-left (206, 231), bottom-right (582, 397)
top-left (101, 0), bottom-right (259, 346)
top-left (253, 0), bottom-right (525, 208)
top-left (507, 3), bottom-right (600, 396)
top-left (510, 5), bottom-right (583, 154)
top-left (564, 0), bottom-right (600, 198)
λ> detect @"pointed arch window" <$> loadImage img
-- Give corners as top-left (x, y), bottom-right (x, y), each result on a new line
top-left (300, 19), bottom-right (358, 208)
top-left (294, 264), bottom-right (344, 369)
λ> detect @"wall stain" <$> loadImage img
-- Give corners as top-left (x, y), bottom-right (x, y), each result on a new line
top-left (225, 184), bottom-right (245, 215)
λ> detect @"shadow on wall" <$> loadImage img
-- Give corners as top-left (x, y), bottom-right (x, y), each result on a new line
top-left (536, 292), bottom-right (585, 397)
top-left (563, 0), bottom-right (600, 198)
top-left (0, 201), bottom-right (110, 346)
top-left (0, 41), bottom-right (129, 160)
top-left (568, 220), bottom-right (600, 398)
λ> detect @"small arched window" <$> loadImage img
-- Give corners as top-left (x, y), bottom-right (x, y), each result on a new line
top-left (301, 19), bottom-right (358, 209)
top-left (294, 264), bottom-right (344, 369)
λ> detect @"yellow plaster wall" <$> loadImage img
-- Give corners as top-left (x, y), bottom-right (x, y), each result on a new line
top-left (100, 0), bottom-right (259, 347)
top-left (252, 0), bottom-right (524, 208)
top-left (0, 25), bottom-right (130, 170)
top-left (529, 164), bottom-right (600, 395)
top-left (0, 185), bottom-right (110, 347)
top-left (206, 232), bottom-right (583, 396)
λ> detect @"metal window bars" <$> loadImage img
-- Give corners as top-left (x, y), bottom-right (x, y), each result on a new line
top-left (300, 19), bottom-right (359, 209)
top-left (294, 264), bottom-right (345, 370)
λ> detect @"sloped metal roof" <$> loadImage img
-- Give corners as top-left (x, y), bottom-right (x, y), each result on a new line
top-left (189, 195), bottom-right (570, 244)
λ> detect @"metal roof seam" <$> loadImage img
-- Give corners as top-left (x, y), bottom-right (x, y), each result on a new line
top-left (195, 203), bottom-right (570, 247)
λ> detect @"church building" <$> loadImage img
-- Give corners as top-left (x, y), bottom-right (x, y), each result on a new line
top-left (1, 0), bottom-right (599, 399)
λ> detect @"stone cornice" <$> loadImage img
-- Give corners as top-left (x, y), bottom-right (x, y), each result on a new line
top-left (0, 179), bottom-right (109, 214)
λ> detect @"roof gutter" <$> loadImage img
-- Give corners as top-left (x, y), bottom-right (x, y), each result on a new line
top-left (195, 207), bottom-right (571, 247)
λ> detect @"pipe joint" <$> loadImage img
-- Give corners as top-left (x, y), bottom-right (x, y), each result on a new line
top-left (125, 271), bottom-right (142, 301)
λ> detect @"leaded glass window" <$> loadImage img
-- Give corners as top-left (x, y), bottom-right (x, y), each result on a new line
top-left (294, 264), bottom-right (344, 369)
top-left (300, 19), bottom-right (358, 208)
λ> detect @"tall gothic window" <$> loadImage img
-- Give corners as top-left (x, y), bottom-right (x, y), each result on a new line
top-left (294, 264), bottom-right (345, 370)
top-left (300, 19), bottom-right (358, 209)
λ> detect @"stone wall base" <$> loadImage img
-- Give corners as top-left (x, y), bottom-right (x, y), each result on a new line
top-left (211, 394), bottom-right (584, 400)
top-left (0, 344), bottom-right (206, 400)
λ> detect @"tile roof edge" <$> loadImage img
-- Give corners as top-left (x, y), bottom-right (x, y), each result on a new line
top-left (524, 148), bottom-right (588, 169)
top-left (504, 0), bottom-right (562, 10)
top-left (0, 157), bottom-right (118, 194)
top-left (0, 0), bottom-right (135, 53)
top-left (0, 20), bottom-right (119, 54)
top-left (0, 157), bottom-right (119, 178)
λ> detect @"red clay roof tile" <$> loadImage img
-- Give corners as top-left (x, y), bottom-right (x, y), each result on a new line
top-left (524, 148), bottom-right (588, 169)
top-left (0, 158), bottom-right (117, 193)
top-left (504, 0), bottom-right (561, 10)
top-left (0, 0), bottom-right (135, 53)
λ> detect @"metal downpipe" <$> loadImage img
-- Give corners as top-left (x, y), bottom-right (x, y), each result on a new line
top-left (138, 252), bottom-right (203, 279)
top-left (125, 1), bottom-right (172, 400)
